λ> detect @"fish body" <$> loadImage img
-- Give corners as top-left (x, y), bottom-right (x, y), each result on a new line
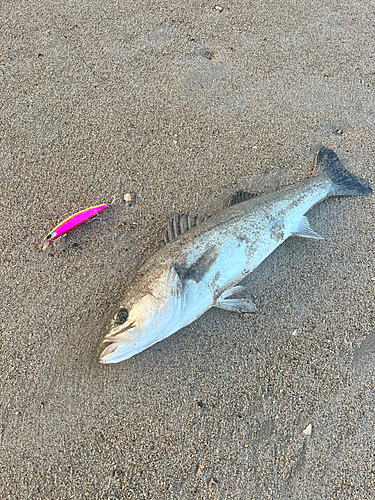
top-left (44, 204), bottom-right (107, 242)
top-left (100, 148), bottom-right (372, 364)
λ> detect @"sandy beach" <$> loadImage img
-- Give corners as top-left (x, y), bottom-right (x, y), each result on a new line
top-left (1, 1), bottom-right (374, 498)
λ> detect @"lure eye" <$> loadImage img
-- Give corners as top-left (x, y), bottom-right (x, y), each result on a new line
top-left (45, 232), bottom-right (57, 241)
top-left (116, 308), bottom-right (129, 324)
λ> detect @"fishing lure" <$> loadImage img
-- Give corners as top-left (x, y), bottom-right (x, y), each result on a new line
top-left (43, 204), bottom-right (107, 242)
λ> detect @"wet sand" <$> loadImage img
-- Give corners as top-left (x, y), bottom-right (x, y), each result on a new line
top-left (1, 1), bottom-right (375, 498)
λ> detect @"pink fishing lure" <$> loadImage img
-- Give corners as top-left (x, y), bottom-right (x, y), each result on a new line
top-left (43, 204), bottom-right (107, 242)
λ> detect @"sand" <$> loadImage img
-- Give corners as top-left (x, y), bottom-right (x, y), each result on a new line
top-left (1, 1), bottom-right (374, 498)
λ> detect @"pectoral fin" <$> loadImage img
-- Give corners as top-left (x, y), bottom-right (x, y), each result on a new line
top-left (292, 216), bottom-right (323, 240)
top-left (215, 285), bottom-right (256, 313)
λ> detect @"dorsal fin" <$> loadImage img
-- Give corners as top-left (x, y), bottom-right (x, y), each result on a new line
top-left (162, 211), bottom-right (202, 245)
top-left (161, 191), bottom-right (259, 246)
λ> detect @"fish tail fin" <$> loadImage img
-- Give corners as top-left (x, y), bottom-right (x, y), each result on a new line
top-left (317, 147), bottom-right (372, 196)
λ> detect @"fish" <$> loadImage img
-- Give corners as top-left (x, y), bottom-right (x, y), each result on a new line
top-left (43, 204), bottom-right (107, 242)
top-left (99, 147), bottom-right (372, 364)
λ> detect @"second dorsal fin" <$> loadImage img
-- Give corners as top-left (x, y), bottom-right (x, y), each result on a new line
top-left (228, 189), bottom-right (259, 207)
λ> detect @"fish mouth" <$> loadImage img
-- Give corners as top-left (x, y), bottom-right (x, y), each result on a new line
top-left (99, 341), bottom-right (135, 364)
top-left (100, 321), bottom-right (136, 347)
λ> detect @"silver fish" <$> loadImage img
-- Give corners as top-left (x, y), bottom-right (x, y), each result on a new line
top-left (99, 147), bottom-right (372, 364)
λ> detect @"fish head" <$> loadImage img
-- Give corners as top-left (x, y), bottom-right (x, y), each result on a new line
top-left (99, 265), bottom-right (183, 364)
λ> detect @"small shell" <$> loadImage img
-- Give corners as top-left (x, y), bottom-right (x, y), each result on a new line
top-left (302, 424), bottom-right (312, 436)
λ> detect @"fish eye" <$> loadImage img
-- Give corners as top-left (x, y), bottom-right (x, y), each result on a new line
top-left (46, 234), bottom-right (52, 240)
top-left (116, 308), bottom-right (129, 324)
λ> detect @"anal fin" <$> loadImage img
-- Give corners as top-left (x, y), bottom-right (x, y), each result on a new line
top-left (292, 215), bottom-right (323, 240)
top-left (215, 285), bottom-right (256, 314)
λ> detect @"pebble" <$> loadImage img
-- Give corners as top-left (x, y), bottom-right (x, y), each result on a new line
top-left (124, 193), bottom-right (136, 207)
